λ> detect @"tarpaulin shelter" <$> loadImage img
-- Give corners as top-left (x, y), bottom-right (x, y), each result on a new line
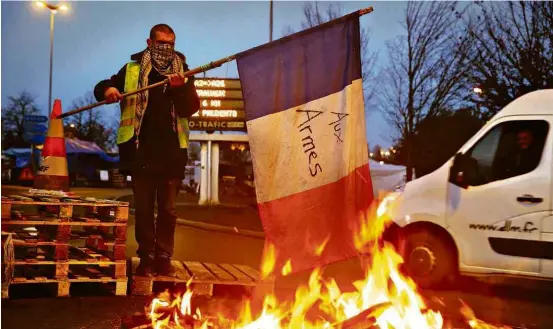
top-left (2, 138), bottom-right (119, 184)
top-left (65, 138), bottom-right (119, 163)
top-left (1, 148), bottom-right (41, 169)
top-left (64, 138), bottom-right (118, 182)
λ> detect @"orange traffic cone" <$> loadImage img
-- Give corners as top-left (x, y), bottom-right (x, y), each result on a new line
top-left (34, 99), bottom-right (70, 191)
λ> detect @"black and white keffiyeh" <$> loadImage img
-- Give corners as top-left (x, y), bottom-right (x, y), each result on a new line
top-left (134, 45), bottom-right (184, 138)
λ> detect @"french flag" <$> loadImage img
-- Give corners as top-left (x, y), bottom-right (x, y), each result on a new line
top-left (237, 13), bottom-right (373, 274)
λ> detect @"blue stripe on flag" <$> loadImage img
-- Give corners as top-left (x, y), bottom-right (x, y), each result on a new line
top-left (237, 16), bottom-right (362, 121)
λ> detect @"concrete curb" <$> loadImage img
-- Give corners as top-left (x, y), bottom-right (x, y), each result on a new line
top-left (128, 208), bottom-right (265, 239)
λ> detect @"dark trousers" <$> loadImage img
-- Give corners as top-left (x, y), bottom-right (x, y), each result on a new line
top-left (133, 174), bottom-right (181, 259)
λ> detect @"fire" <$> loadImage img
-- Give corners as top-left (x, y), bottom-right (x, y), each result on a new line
top-left (314, 236), bottom-right (331, 256)
top-left (281, 259), bottom-right (292, 276)
top-left (261, 244), bottom-right (276, 280)
top-left (146, 194), bottom-right (512, 329)
top-left (459, 300), bottom-right (512, 329)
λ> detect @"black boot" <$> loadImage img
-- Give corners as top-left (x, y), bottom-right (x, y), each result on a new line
top-left (136, 253), bottom-right (154, 277)
top-left (155, 253), bottom-right (176, 277)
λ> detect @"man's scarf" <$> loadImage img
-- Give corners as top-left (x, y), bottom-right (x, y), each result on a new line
top-left (134, 47), bottom-right (184, 139)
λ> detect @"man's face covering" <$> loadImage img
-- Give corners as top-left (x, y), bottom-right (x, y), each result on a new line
top-left (151, 43), bottom-right (175, 71)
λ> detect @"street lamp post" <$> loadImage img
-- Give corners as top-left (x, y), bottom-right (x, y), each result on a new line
top-left (34, 1), bottom-right (68, 117)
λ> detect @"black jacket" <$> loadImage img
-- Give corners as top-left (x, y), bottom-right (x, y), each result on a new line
top-left (94, 50), bottom-right (200, 178)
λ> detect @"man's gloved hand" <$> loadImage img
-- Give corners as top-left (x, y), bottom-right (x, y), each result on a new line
top-left (167, 72), bottom-right (188, 88)
top-left (104, 87), bottom-right (123, 103)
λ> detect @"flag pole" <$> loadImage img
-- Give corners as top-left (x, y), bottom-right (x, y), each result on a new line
top-left (57, 6), bottom-right (373, 119)
top-left (269, 0), bottom-right (274, 42)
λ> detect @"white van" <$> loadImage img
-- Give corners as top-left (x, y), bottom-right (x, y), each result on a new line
top-left (383, 89), bottom-right (553, 288)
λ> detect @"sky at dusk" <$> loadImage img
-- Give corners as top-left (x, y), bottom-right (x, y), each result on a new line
top-left (1, 1), bottom-right (407, 148)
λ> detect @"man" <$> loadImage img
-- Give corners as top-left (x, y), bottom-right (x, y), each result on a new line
top-left (511, 128), bottom-right (542, 175)
top-left (94, 24), bottom-right (200, 276)
top-left (497, 128), bottom-right (542, 180)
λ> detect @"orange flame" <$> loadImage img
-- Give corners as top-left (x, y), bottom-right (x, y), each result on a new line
top-left (261, 243), bottom-right (276, 280)
top-left (146, 193), bottom-right (512, 329)
top-left (314, 236), bottom-right (330, 256)
top-left (281, 259), bottom-right (292, 276)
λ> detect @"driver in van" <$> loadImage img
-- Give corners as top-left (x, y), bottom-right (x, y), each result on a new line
top-left (498, 128), bottom-right (542, 178)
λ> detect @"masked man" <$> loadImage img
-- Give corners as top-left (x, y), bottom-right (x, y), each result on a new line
top-left (94, 24), bottom-right (200, 276)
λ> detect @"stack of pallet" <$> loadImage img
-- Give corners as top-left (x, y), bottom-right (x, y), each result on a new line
top-left (1, 190), bottom-right (129, 298)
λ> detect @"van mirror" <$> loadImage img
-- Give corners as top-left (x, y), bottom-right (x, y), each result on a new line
top-left (449, 153), bottom-right (477, 188)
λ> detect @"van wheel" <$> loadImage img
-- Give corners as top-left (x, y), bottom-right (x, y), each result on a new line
top-left (401, 229), bottom-right (456, 289)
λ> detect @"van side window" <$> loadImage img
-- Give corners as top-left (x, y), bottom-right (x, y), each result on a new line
top-left (466, 120), bottom-right (549, 186)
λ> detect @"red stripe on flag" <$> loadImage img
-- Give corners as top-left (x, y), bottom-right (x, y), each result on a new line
top-left (41, 137), bottom-right (66, 157)
top-left (258, 163), bottom-right (374, 274)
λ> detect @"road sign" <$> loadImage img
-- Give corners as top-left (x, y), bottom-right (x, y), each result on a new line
top-left (23, 117), bottom-right (48, 144)
top-left (199, 99), bottom-right (244, 109)
top-left (23, 115), bottom-right (48, 123)
top-left (191, 109), bottom-right (246, 121)
top-left (28, 124), bottom-right (48, 134)
top-left (196, 89), bottom-right (243, 99)
top-left (29, 134), bottom-right (46, 145)
top-left (194, 78), bottom-right (241, 90)
top-left (190, 78), bottom-right (247, 132)
top-left (188, 120), bottom-right (246, 130)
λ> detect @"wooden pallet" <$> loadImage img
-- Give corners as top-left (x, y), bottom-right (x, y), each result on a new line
top-left (9, 228), bottom-right (126, 259)
top-left (5, 277), bottom-right (127, 298)
top-left (4, 256), bottom-right (128, 298)
top-left (2, 191), bottom-right (130, 298)
top-left (1, 193), bottom-right (129, 224)
top-left (129, 257), bottom-right (275, 297)
top-left (11, 248), bottom-right (126, 276)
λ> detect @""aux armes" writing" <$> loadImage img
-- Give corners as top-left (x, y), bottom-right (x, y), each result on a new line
top-left (296, 107), bottom-right (349, 177)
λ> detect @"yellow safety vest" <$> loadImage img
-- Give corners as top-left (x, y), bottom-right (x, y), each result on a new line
top-left (117, 62), bottom-right (190, 148)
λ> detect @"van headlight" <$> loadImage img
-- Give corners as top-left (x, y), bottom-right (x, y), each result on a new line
top-left (377, 191), bottom-right (401, 218)
top-left (394, 179), bottom-right (406, 192)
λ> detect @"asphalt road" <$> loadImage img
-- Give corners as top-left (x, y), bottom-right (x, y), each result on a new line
top-left (2, 186), bottom-right (552, 329)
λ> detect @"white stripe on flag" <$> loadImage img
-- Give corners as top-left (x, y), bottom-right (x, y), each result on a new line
top-left (247, 79), bottom-right (368, 203)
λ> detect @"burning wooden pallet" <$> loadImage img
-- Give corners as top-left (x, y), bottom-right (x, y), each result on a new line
top-left (1, 191), bottom-right (129, 298)
top-left (129, 257), bottom-right (275, 298)
top-left (8, 277), bottom-right (128, 298)
top-left (120, 301), bottom-right (393, 329)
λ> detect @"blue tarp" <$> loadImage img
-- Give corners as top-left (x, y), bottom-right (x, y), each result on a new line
top-left (64, 139), bottom-right (119, 163)
top-left (2, 138), bottom-right (119, 168)
top-left (2, 148), bottom-right (40, 168)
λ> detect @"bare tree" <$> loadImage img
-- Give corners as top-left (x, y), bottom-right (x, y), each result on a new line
top-left (280, 26), bottom-right (295, 38)
top-left (283, 2), bottom-right (379, 108)
top-left (65, 92), bottom-right (118, 150)
top-left (380, 1), bottom-right (473, 181)
top-left (300, 2), bottom-right (342, 29)
top-left (465, 1), bottom-right (553, 118)
top-left (1, 91), bottom-right (42, 149)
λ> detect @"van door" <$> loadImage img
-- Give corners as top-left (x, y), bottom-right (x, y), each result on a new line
top-left (446, 117), bottom-right (552, 275)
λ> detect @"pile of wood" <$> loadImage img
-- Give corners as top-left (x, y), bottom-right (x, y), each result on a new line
top-left (1, 190), bottom-right (129, 298)
top-left (119, 302), bottom-right (391, 329)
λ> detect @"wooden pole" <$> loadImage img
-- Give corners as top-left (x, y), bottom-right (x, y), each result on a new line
top-left (56, 56), bottom-right (234, 119)
top-left (57, 7), bottom-right (373, 120)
